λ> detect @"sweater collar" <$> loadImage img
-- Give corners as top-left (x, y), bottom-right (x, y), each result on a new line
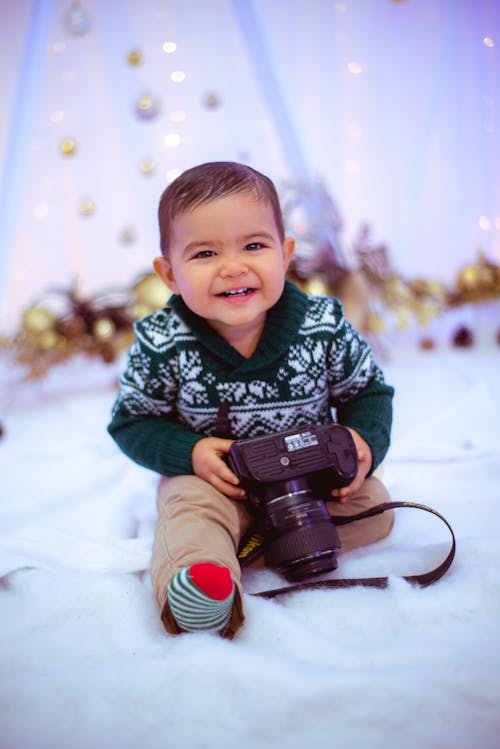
top-left (167, 280), bottom-right (309, 371)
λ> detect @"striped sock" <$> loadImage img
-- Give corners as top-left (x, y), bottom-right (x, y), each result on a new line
top-left (167, 563), bottom-right (235, 633)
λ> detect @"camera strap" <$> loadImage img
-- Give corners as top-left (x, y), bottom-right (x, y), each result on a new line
top-left (238, 501), bottom-right (456, 599)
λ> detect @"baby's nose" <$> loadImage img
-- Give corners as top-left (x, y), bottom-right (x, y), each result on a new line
top-left (220, 257), bottom-right (248, 276)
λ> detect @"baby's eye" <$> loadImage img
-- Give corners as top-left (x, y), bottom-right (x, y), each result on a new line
top-left (245, 242), bottom-right (264, 251)
top-left (192, 249), bottom-right (215, 259)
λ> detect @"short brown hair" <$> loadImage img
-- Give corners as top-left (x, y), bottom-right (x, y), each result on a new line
top-left (158, 161), bottom-right (285, 256)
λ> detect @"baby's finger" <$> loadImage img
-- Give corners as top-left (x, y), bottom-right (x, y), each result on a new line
top-left (218, 462), bottom-right (241, 487)
top-left (224, 484), bottom-right (247, 500)
top-left (213, 474), bottom-right (246, 499)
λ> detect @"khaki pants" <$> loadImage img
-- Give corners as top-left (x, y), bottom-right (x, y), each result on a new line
top-left (150, 475), bottom-right (394, 639)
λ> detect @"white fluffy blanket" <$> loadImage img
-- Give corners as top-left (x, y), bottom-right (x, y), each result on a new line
top-left (1, 347), bottom-right (499, 749)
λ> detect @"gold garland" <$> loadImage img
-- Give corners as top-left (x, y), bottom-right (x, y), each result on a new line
top-left (292, 242), bottom-right (500, 338)
top-left (0, 273), bottom-right (169, 379)
top-left (1, 249), bottom-right (499, 379)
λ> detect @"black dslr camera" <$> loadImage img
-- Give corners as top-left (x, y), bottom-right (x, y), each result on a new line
top-left (227, 423), bottom-right (358, 581)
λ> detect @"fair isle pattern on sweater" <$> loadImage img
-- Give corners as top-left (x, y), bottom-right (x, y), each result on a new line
top-left (115, 299), bottom-right (377, 436)
top-left (108, 282), bottom-right (393, 477)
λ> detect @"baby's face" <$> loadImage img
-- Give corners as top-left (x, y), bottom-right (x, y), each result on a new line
top-left (154, 191), bottom-right (294, 351)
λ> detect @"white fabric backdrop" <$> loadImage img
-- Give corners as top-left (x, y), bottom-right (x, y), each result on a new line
top-left (0, 0), bottom-right (499, 331)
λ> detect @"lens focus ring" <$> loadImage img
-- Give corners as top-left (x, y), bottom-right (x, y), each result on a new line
top-left (267, 524), bottom-right (340, 569)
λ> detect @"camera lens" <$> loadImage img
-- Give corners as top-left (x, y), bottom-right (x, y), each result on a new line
top-left (262, 482), bottom-right (340, 581)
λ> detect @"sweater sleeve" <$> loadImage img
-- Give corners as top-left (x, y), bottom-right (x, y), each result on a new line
top-left (107, 326), bottom-right (203, 476)
top-left (335, 378), bottom-right (393, 473)
top-left (326, 301), bottom-right (394, 472)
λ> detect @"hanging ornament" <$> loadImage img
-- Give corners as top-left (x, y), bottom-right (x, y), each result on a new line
top-left (60, 137), bottom-right (77, 157)
top-left (78, 198), bottom-right (95, 216)
top-left (119, 227), bottom-right (137, 245)
top-left (64, 2), bottom-right (91, 35)
top-left (204, 92), bottom-right (221, 109)
top-left (135, 92), bottom-right (160, 120)
top-left (139, 158), bottom-right (155, 175)
top-left (126, 48), bottom-right (142, 66)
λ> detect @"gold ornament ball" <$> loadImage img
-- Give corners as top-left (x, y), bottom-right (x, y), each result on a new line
top-left (60, 138), bottom-right (77, 157)
top-left (303, 276), bottom-right (331, 297)
top-left (135, 93), bottom-right (160, 120)
top-left (133, 274), bottom-right (170, 309)
top-left (409, 278), bottom-right (426, 295)
top-left (22, 305), bottom-right (56, 334)
top-left (127, 49), bottom-right (142, 66)
top-left (477, 265), bottom-right (495, 289)
top-left (129, 301), bottom-right (151, 320)
top-left (366, 314), bottom-right (386, 334)
top-left (427, 280), bottom-right (446, 300)
top-left (417, 303), bottom-right (440, 325)
top-left (204, 92), bottom-right (221, 109)
top-left (457, 265), bottom-right (479, 291)
top-left (78, 198), bottom-right (95, 216)
top-left (37, 330), bottom-right (60, 350)
top-left (119, 227), bottom-right (136, 244)
top-left (387, 275), bottom-right (411, 303)
top-left (139, 159), bottom-right (155, 176)
top-left (396, 307), bottom-right (410, 330)
top-left (93, 317), bottom-right (116, 342)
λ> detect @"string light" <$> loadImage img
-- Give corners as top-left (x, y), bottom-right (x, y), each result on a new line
top-left (170, 110), bottom-right (186, 123)
top-left (347, 62), bottom-right (363, 75)
top-left (167, 168), bottom-right (182, 182)
top-left (51, 110), bottom-right (65, 124)
top-left (163, 133), bottom-right (181, 147)
top-left (33, 204), bottom-right (49, 220)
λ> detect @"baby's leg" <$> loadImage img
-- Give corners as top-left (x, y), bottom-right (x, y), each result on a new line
top-left (150, 475), bottom-right (250, 638)
top-left (327, 476), bottom-right (394, 552)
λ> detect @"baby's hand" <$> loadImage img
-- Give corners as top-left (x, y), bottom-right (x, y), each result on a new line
top-left (330, 428), bottom-right (372, 503)
top-left (192, 437), bottom-right (246, 500)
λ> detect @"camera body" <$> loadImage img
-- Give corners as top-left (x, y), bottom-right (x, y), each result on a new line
top-left (227, 423), bottom-right (358, 581)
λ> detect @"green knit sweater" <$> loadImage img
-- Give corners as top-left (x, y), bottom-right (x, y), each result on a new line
top-left (108, 281), bottom-right (394, 476)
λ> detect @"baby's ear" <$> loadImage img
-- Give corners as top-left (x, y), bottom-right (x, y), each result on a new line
top-left (153, 256), bottom-right (179, 294)
top-left (282, 236), bottom-right (295, 270)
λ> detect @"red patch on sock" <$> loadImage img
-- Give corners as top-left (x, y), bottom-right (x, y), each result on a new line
top-left (189, 563), bottom-right (234, 601)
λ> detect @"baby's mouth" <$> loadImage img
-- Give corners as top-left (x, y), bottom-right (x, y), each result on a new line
top-left (218, 288), bottom-right (255, 298)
